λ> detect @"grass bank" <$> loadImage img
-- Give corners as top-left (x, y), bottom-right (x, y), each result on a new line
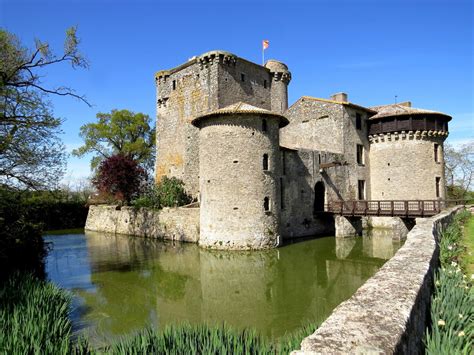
top-left (425, 210), bottom-right (473, 354)
top-left (461, 213), bottom-right (474, 275)
top-left (0, 273), bottom-right (316, 354)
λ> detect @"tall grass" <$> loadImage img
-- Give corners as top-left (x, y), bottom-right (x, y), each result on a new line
top-left (425, 210), bottom-right (473, 354)
top-left (0, 273), bottom-right (73, 354)
top-left (105, 322), bottom-right (318, 354)
top-left (0, 273), bottom-right (317, 354)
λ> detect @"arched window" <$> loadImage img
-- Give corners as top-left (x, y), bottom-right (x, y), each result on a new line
top-left (262, 119), bottom-right (267, 132)
top-left (263, 154), bottom-right (269, 171)
top-left (264, 197), bottom-right (270, 212)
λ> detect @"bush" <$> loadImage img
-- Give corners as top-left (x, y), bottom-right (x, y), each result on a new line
top-left (0, 187), bottom-right (45, 280)
top-left (132, 176), bottom-right (192, 209)
top-left (92, 154), bottom-right (147, 204)
top-left (0, 187), bottom-right (89, 281)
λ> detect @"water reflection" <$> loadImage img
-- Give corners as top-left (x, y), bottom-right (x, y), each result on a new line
top-left (44, 231), bottom-right (402, 344)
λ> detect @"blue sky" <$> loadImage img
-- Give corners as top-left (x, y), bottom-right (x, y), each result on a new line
top-left (1, 0), bottom-right (473, 184)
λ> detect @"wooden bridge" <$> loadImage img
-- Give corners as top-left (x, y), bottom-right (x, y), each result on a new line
top-left (325, 200), bottom-right (445, 218)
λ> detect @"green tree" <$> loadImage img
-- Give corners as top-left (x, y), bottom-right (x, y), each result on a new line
top-left (444, 141), bottom-right (473, 200)
top-left (0, 27), bottom-right (89, 190)
top-left (73, 109), bottom-right (156, 171)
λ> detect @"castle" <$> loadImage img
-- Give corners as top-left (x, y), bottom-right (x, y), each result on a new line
top-left (155, 50), bottom-right (451, 250)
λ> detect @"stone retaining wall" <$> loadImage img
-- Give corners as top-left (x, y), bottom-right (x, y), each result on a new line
top-left (293, 206), bottom-right (464, 354)
top-left (85, 205), bottom-right (200, 243)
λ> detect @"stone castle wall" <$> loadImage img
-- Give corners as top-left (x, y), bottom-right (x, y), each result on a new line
top-left (281, 149), bottom-right (343, 238)
top-left (85, 205), bottom-right (200, 242)
top-left (281, 97), bottom-right (346, 153)
top-left (155, 59), bottom-right (217, 196)
top-left (280, 98), bottom-right (372, 205)
top-left (217, 57), bottom-right (272, 110)
top-left (341, 106), bottom-right (372, 200)
top-left (369, 133), bottom-right (446, 200)
top-left (198, 114), bottom-right (281, 249)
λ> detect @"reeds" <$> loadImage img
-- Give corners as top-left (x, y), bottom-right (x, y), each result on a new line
top-left (425, 210), bottom-right (473, 354)
top-left (104, 322), bottom-right (318, 354)
top-left (0, 273), bottom-right (73, 354)
top-left (0, 273), bottom-right (317, 354)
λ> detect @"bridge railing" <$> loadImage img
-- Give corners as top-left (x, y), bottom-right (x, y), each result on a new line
top-left (325, 200), bottom-right (447, 217)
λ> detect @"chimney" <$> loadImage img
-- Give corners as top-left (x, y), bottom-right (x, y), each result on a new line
top-left (331, 92), bottom-right (348, 102)
top-left (397, 101), bottom-right (412, 107)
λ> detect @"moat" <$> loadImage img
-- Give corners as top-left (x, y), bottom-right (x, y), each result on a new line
top-left (44, 231), bottom-right (402, 345)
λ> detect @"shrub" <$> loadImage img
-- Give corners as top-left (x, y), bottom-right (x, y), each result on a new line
top-left (0, 187), bottom-right (45, 280)
top-left (92, 154), bottom-right (147, 204)
top-left (132, 176), bottom-right (192, 209)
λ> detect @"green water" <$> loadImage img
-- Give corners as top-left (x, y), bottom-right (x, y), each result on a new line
top-left (44, 231), bottom-right (402, 344)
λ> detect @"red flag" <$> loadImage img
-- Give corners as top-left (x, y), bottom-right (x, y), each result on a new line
top-left (262, 40), bottom-right (269, 50)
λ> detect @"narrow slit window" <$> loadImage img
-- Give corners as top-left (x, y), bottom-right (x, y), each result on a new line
top-left (264, 79), bottom-right (267, 88)
top-left (241, 73), bottom-right (245, 82)
top-left (282, 151), bottom-right (286, 175)
top-left (356, 144), bottom-right (364, 165)
top-left (280, 178), bottom-right (285, 210)
top-left (263, 154), bottom-right (269, 171)
top-left (262, 119), bottom-right (267, 132)
top-left (358, 180), bottom-right (365, 200)
top-left (264, 197), bottom-right (270, 212)
top-left (172, 80), bottom-right (176, 90)
top-left (436, 177), bottom-right (441, 198)
top-left (356, 113), bottom-right (362, 130)
top-left (434, 144), bottom-right (439, 163)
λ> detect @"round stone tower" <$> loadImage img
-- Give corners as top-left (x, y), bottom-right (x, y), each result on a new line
top-left (264, 60), bottom-right (291, 113)
top-left (368, 103), bottom-right (451, 201)
top-left (192, 102), bottom-right (289, 250)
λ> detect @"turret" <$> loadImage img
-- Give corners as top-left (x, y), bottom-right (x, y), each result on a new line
top-left (265, 60), bottom-right (291, 113)
top-left (192, 102), bottom-right (289, 250)
top-left (368, 103), bottom-right (451, 200)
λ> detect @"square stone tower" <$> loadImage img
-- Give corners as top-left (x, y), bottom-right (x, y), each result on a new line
top-left (155, 50), bottom-right (291, 196)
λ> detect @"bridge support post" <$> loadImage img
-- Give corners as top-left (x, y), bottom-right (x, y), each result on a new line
top-left (367, 217), bottom-right (415, 241)
top-left (335, 216), bottom-right (362, 238)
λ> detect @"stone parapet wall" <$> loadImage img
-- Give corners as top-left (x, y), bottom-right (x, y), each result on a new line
top-left (293, 206), bottom-right (464, 354)
top-left (85, 205), bottom-right (200, 243)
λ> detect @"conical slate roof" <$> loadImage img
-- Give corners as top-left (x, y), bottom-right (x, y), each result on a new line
top-left (191, 102), bottom-right (289, 127)
top-left (369, 103), bottom-right (451, 120)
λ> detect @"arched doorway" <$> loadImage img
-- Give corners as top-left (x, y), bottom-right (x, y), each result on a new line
top-left (314, 181), bottom-right (325, 213)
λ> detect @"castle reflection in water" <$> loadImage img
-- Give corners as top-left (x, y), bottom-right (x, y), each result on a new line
top-left (44, 231), bottom-right (402, 344)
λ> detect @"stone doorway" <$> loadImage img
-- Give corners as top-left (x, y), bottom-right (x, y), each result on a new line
top-left (314, 181), bottom-right (325, 213)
